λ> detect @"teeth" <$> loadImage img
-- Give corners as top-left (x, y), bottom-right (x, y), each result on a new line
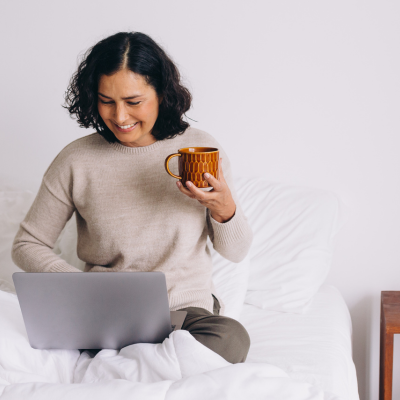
top-left (117, 123), bottom-right (137, 129)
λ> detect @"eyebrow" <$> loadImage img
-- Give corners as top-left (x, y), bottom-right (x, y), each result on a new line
top-left (98, 92), bottom-right (143, 100)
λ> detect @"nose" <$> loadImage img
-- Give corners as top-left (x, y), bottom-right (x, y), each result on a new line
top-left (113, 103), bottom-right (129, 124)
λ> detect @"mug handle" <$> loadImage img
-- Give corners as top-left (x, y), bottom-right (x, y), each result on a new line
top-left (165, 153), bottom-right (182, 179)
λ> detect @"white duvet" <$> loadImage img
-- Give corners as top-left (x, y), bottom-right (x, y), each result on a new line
top-left (0, 288), bottom-right (342, 400)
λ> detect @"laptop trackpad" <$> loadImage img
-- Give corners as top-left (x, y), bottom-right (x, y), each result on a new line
top-left (170, 311), bottom-right (187, 331)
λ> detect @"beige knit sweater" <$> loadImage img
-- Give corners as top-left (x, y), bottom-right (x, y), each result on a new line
top-left (11, 128), bottom-right (253, 314)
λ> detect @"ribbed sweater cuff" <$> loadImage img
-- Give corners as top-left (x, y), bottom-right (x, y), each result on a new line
top-left (48, 262), bottom-right (83, 273)
top-left (209, 206), bottom-right (251, 246)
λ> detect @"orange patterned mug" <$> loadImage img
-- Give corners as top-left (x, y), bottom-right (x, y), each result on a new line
top-left (165, 147), bottom-right (219, 188)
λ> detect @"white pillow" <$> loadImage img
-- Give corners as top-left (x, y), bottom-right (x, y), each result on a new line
top-left (0, 191), bottom-right (36, 286)
top-left (1, 176), bottom-right (345, 317)
top-left (235, 177), bottom-right (344, 314)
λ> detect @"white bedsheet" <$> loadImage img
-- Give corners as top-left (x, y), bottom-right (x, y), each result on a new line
top-left (0, 284), bottom-right (345, 400)
top-left (239, 285), bottom-right (359, 400)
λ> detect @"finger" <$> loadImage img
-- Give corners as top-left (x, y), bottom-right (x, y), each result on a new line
top-left (203, 172), bottom-right (223, 191)
top-left (176, 181), bottom-right (196, 198)
top-left (185, 181), bottom-right (207, 200)
top-left (218, 158), bottom-right (226, 183)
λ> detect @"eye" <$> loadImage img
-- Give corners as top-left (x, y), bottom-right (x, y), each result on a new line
top-left (127, 101), bottom-right (141, 106)
top-left (99, 99), bottom-right (113, 105)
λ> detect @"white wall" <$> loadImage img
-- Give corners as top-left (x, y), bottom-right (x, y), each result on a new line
top-left (1, 1), bottom-right (399, 399)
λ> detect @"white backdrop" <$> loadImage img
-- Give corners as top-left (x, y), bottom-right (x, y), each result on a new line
top-left (1, 1), bottom-right (399, 399)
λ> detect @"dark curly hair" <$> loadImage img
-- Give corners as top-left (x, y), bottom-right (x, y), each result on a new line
top-left (64, 32), bottom-right (192, 142)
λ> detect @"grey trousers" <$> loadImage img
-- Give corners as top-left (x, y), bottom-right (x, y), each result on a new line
top-left (177, 295), bottom-right (251, 364)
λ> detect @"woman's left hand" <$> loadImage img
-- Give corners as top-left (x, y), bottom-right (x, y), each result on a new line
top-left (176, 158), bottom-right (236, 223)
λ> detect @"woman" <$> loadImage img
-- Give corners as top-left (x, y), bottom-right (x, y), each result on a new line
top-left (11, 32), bottom-right (253, 364)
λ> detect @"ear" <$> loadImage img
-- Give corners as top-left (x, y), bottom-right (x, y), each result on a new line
top-left (158, 95), bottom-right (163, 105)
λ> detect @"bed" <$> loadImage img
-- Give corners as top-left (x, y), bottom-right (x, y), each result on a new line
top-left (0, 177), bottom-right (359, 400)
top-left (240, 285), bottom-right (359, 399)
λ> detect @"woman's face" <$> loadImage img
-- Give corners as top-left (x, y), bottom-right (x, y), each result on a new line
top-left (97, 69), bottom-right (161, 147)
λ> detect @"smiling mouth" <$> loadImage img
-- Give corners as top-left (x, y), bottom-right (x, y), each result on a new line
top-left (114, 122), bottom-right (139, 132)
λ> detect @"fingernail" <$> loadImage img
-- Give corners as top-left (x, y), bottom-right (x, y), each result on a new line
top-left (204, 173), bottom-right (210, 178)
top-left (177, 181), bottom-right (181, 187)
top-left (186, 181), bottom-right (192, 187)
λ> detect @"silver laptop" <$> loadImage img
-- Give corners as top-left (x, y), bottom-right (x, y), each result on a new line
top-left (12, 271), bottom-right (187, 350)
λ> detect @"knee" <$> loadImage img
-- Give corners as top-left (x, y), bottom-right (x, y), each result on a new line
top-left (230, 319), bottom-right (251, 363)
top-left (186, 315), bottom-right (251, 364)
top-left (218, 318), bottom-right (251, 364)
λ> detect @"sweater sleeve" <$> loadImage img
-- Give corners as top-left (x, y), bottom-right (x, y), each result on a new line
top-left (206, 148), bottom-right (253, 263)
top-left (11, 172), bottom-right (83, 273)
